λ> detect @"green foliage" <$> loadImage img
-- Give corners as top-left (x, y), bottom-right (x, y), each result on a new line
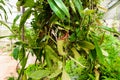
top-left (0, 0), bottom-right (11, 21)
top-left (19, 8), bottom-right (32, 30)
top-left (100, 34), bottom-right (120, 79)
top-left (8, 0), bottom-right (120, 80)
top-left (29, 70), bottom-right (51, 79)
top-left (65, 33), bottom-right (120, 80)
top-left (12, 47), bottom-right (19, 60)
top-left (93, 37), bottom-right (104, 63)
top-left (0, 0), bottom-right (14, 39)
top-left (48, 0), bottom-right (66, 20)
top-left (65, 56), bottom-right (89, 80)
top-left (73, 0), bottom-right (83, 17)
top-left (8, 77), bottom-right (15, 80)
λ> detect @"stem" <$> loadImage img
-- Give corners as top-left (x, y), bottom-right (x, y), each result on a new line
top-left (18, 7), bottom-right (25, 80)
top-left (21, 7), bottom-right (25, 41)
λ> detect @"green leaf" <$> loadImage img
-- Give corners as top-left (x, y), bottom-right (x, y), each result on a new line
top-left (18, 46), bottom-right (25, 63)
top-left (48, 69), bottom-right (62, 78)
top-left (0, 35), bottom-right (15, 39)
top-left (14, 41), bottom-right (23, 45)
top-left (16, 1), bottom-right (22, 11)
top-left (18, 55), bottom-right (28, 80)
top-left (102, 49), bottom-right (109, 57)
top-left (45, 51), bottom-right (52, 68)
top-left (13, 15), bottom-right (21, 25)
top-left (54, 0), bottom-right (70, 18)
top-left (49, 14), bottom-right (58, 25)
top-left (79, 41), bottom-right (95, 50)
top-left (53, 21), bottom-right (71, 30)
top-left (25, 64), bottom-right (39, 76)
top-left (69, 56), bottom-right (86, 68)
top-left (12, 47), bottom-right (19, 60)
top-left (69, 33), bottom-right (76, 42)
top-left (97, 26), bottom-right (120, 35)
top-left (93, 38), bottom-right (104, 63)
top-left (45, 45), bottom-right (60, 68)
top-left (82, 9), bottom-right (95, 15)
top-left (88, 74), bottom-right (95, 80)
top-left (23, 0), bottom-right (34, 7)
top-left (48, 0), bottom-right (65, 20)
top-left (0, 0), bottom-right (5, 5)
top-left (19, 8), bottom-right (32, 30)
top-left (62, 69), bottom-right (71, 80)
top-left (0, 5), bottom-right (7, 20)
top-left (16, 1), bottom-right (22, 7)
top-left (29, 70), bottom-right (50, 79)
top-left (69, 0), bottom-right (76, 13)
top-left (71, 47), bottom-right (80, 59)
top-left (57, 40), bottom-right (66, 56)
top-left (73, 0), bottom-right (83, 17)
top-left (21, 57), bottom-right (28, 68)
top-left (22, 74), bottom-right (27, 80)
top-left (0, 20), bottom-right (13, 33)
top-left (45, 45), bottom-right (59, 62)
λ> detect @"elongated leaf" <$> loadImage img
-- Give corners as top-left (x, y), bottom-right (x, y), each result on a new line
top-left (57, 40), bottom-right (66, 56)
top-left (0, 20), bottom-right (14, 33)
top-left (4, 12), bottom-right (8, 21)
top-left (48, 0), bottom-right (65, 20)
top-left (53, 21), bottom-right (72, 30)
top-left (62, 69), bottom-right (71, 80)
top-left (54, 0), bottom-right (70, 18)
top-left (71, 47), bottom-right (80, 59)
top-left (94, 69), bottom-right (100, 80)
top-left (19, 46), bottom-right (26, 66)
top-left (69, 56), bottom-right (86, 68)
top-left (102, 49), bottom-right (109, 57)
top-left (97, 26), bottom-right (120, 35)
top-left (23, 0), bottom-right (34, 7)
top-left (18, 54), bottom-right (28, 80)
top-left (0, 0), bottom-right (5, 5)
top-left (45, 51), bottom-right (52, 68)
top-left (69, 0), bottom-right (76, 13)
top-left (0, 5), bottom-right (7, 19)
top-left (0, 35), bottom-right (15, 39)
top-left (29, 70), bottom-right (50, 79)
top-left (48, 69), bottom-right (62, 78)
top-left (19, 8), bottom-right (32, 30)
top-left (97, 5), bottom-right (107, 12)
top-left (13, 15), bottom-right (21, 25)
top-left (93, 38), bottom-right (104, 63)
top-left (83, 9), bottom-right (95, 15)
top-left (79, 41), bottom-right (95, 50)
top-left (22, 74), bottom-right (27, 80)
top-left (16, 1), bottom-right (21, 11)
top-left (0, 14), bottom-right (3, 19)
top-left (108, 0), bottom-right (120, 10)
top-left (12, 47), bottom-right (19, 60)
top-left (45, 45), bottom-right (59, 62)
top-left (49, 13), bottom-right (58, 24)
top-left (45, 45), bottom-right (59, 68)
top-left (73, 0), bottom-right (83, 17)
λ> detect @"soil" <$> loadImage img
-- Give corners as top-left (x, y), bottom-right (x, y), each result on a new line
top-left (0, 50), bottom-right (18, 80)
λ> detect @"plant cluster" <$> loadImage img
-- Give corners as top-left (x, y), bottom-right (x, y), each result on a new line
top-left (2, 0), bottom-right (120, 80)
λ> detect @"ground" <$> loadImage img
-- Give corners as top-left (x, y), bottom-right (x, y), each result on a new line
top-left (0, 43), bottom-right (36, 80)
top-left (0, 48), bottom-right (18, 80)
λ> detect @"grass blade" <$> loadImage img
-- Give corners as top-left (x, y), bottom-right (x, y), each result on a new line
top-left (48, 0), bottom-right (65, 20)
top-left (93, 37), bottom-right (104, 63)
top-left (73, 0), bottom-right (83, 17)
top-left (54, 0), bottom-right (70, 18)
top-left (69, 0), bottom-right (76, 13)
top-left (19, 8), bottom-right (32, 30)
